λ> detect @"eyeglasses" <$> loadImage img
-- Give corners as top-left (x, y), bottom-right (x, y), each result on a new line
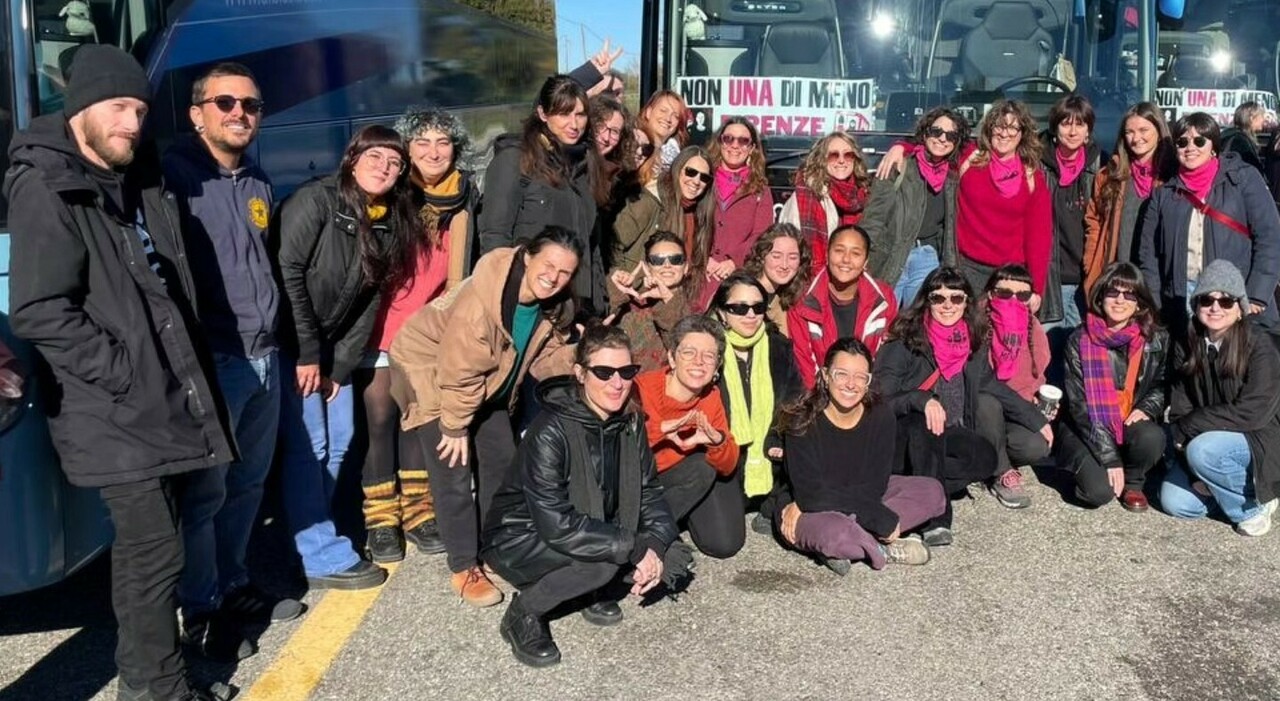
top-left (722, 301), bottom-right (768, 316)
top-left (826, 150), bottom-right (857, 164)
top-left (1195, 294), bottom-right (1238, 310)
top-left (361, 150), bottom-right (406, 174)
top-left (682, 166), bottom-right (713, 185)
top-left (719, 134), bottom-right (753, 148)
top-left (585, 364), bottom-right (641, 381)
top-left (827, 369), bottom-right (871, 389)
top-left (597, 125), bottom-right (622, 139)
top-left (928, 292), bottom-right (967, 306)
top-left (993, 123), bottom-right (1023, 135)
top-left (926, 126), bottom-right (961, 143)
top-left (646, 252), bottom-right (686, 267)
top-left (991, 287), bottom-right (1033, 303)
top-left (1103, 288), bottom-right (1138, 302)
top-left (675, 346), bottom-right (720, 366)
top-left (1176, 135), bottom-right (1209, 149)
top-left (196, 95), bottom-right (264, 116)
top-left (637, 143), bottom-right (655, 160)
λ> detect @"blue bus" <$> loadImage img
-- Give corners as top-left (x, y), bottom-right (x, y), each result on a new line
top-left (0, 0), bottom-right (557, 596)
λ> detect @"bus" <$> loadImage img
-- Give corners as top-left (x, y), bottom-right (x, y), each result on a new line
top-left (0, 0), bottom-right (557, 596)
top-left (641, 0), bottom-right (1279, 196)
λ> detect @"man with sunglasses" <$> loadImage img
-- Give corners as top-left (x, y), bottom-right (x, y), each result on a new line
top-left (162, 62), bottom-right (302, 664)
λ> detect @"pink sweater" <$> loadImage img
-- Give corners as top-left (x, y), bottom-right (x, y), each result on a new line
top-left (955, 163), bottom-right (1053, 293)
top-left (370, 231), bottom-right (450, 352)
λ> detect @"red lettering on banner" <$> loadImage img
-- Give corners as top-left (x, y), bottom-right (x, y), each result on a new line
top-left (728, 79), bottom-right (775, 107)
top-left (1187, 90), bottom-right (1217, 108)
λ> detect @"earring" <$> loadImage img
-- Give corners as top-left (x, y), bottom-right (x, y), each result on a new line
top-left (195, 124), bottom-right (205, 133)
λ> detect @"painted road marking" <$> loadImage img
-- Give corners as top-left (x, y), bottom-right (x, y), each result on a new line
top-left (241, 562), bottom-right (399, 701)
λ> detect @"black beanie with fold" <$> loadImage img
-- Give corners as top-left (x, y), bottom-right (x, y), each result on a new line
top-left (62, 44), bottom-right (151, 118)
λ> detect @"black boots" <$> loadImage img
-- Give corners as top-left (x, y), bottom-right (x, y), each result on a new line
top-left (580, 598), bottom-right (623, 626)
top-left (498, 593), bottom-right (561, 668)
top-left (366, 526), bottom-right (406, 563)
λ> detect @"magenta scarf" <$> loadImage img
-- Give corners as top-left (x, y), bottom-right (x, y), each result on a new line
top-left (989, 152), bottom-right (1024, 198)
top-left (988, 297), bottom-right (1030, 381)
top-left (1130, 159), bottom-right (1155, 199)
top-left (1080, 314), bottom-right (1145, 445)
top-left (1056, 145), bottom-right (1084, 187)
top-left (715, 165), bottom-right (746, 203)
top-left (1179, 157), bottom-right (1220, 201)
top-left (926, 316), bottom-right (970, 380)
top-left (916, 151), bottom-right (949, 194)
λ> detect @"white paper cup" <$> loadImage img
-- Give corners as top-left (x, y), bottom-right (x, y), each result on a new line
top-left (1036, 384), bottom-right (1063, 418)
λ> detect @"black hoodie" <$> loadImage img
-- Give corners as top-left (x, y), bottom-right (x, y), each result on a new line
top-left (4, 113), bottom-right (233, 487)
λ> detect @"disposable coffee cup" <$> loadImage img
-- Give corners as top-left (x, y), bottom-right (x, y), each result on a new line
top-left (1036, 384), bottom-right (1062, 418)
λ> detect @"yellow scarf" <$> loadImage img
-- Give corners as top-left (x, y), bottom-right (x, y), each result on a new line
top-left (722, 325), bottom-right (775, 497)
top-left (366, 203), bottom-right (388, 221)
top-left (423, 168), bottom-right (462, 200)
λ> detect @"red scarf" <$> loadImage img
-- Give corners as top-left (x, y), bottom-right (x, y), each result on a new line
top-left (1130, 158), bottom-right (1155, 199)
top-left (1179, 157), bottom-right (1220, 201)
top-left (793, 182), bottom-right (831, 275)
top-left (1080, 314), bottom-right (1145, 445)
top-left (828, 177), bottom-right (865, 226)
top-left (926, 316), bottom-right (970, 380)
top-left (1056, 145), bottom-right (1085, 187)
top-left (988, 297), bottom-right (1030, 381)
top-left (989, 152), bottom-right (1025, 199)
top-left (916, 151), bottom-right (949, 193)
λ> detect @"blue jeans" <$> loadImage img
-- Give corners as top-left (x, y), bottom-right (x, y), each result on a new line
top-left (1159, 431), bottom-right (1266, 523)
top-left (179, 351), bottom-right (281, 616)
top-left (278, 358), bottom-right (360, 577)
top-left (894, 244), bottom-right (940, 307)
top-left (1044, 283), bottom-right (1084, 386)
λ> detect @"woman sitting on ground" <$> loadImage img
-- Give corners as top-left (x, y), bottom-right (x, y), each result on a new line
top-left (1059, 262), bottom-right (1167, 511)
top-left (742, 222), bottom-right (813, 339)
top-left (611, 232), bottom-right (692, 371)
top-left (483, 325), bottom-right (678, 668)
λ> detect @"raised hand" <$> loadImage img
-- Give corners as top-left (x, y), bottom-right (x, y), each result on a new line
top-left (590, 39), bottom-right (624, 74)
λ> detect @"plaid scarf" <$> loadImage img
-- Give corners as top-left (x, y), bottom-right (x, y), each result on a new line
top-left (793, 182), bottom-right (830, 273)
top-left (1080, 314), bottom-right (1144, 445)
top-left (827, 177), bottom-right (866, 225)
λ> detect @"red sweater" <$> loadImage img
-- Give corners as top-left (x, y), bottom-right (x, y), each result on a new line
top-left (955, 163), bottom-right (1053, 293)
top-left (635, 370), bottom-right (740, 475)
top-left (370, 232), bottom-right (450, 351)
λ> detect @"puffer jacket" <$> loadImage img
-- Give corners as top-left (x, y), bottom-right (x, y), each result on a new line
top-left (481, 376), bottom-right (677, 587)
top-left (859, 156), bottom-right (959, 288)
top-left (388, 247), bottom-right (575, 435)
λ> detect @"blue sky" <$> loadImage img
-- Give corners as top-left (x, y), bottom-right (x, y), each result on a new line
top-left (555, 0), bottom-right (644, 74)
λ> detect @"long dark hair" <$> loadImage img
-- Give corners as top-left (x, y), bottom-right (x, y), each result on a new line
top-left (983, 264), bottom-right (1040, 378)
top-left (589, 93), bottom-right (634, 205)
top-left (336, 124), bottom-right (419, 293)
top-left (886, 266), bottom-right (986, 356)
top-left (778, 337), bottom-right (877, 435)
top-left (520, 75), bottom-right (602, 192)
top-left (1088, 262), bottom-right (1160, 340)
top-left (658, 146), bottom-right (715, 295)
top-left (1101, 102), bottom-right (1174, 205)
top-left (743, 222), bottom-right (813, 309)
top-left (518, 226), bottom-right (584, 332)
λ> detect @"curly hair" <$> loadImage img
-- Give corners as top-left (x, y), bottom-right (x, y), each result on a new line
top-left (910, 107), bottom-right (970, 169)
top-left (707, 116), bottom-right (768, 197)
top-left (885, 266), bottom-right (987, 357)
top-left (794, 131), bottom-right (868, 194)
top-left (970, 99), bottom-right (1043, 170)
top-left (742, 222), bottom-right (813, 309)
top-left (394, 106), bottom-right (471, 163)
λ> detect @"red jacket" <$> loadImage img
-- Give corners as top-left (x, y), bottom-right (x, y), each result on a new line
top-left (695, 185), bottom-right (776, 310)
top-left (955, 162), bottom-right (1053, 293)
top-left (788, 271), bottom-right (898, 388)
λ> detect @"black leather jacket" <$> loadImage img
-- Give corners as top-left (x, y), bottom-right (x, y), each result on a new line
top-left (481, 376), bottom-right (677, 587)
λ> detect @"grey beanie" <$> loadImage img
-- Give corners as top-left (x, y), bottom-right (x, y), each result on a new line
top-left (62, 45), bottom-right (151, 118)
top-left (1195, 259), bottom-right (1249, 306)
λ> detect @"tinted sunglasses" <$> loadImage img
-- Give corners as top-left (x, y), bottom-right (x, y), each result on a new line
top-left (585, 364), bottom-right (641, 381)
top-left (719, 134), bottom-right (753, 148)
top-left (722, 301), bottom-right (768, 316)
top-left (928, 292), bottom-right (967, 306)
top-left (683, 166), bottom-right (713, 185)
top-left (1103, 288), bottom-right (1138, 302)
top-left (1176, 135), bottom-right (1208, 149)
top-left (926, 126), bottom-right (960, 143)
top-left (647, 253), bottom-right (687, 266)
top-left (991, 287), bottom-right (1033, 302)
top-left (827, 150), bottom-right (857, 164)
top-left (638, 143), bottom-right (656, 159)
top-left (197, 95), bottom-right (264, 115)
top-left (1195, 294), bottom-right (1238, 310)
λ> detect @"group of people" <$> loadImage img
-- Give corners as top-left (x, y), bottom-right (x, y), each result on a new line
top-left (9, 38), bottom-right (1280, 699)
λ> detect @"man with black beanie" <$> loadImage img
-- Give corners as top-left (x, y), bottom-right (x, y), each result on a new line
top-left (5, 44), bottom-right (233, 701)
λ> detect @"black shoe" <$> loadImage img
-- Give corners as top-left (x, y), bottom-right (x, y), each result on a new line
top-left (306, 560), bottom-right (387, 591)
top-left (580, 599), bottom-right (623, 627)
top-left (221, 583), bottom-right (306, 625)
top-left (750, 512), bottom-right (772, 535)
top-left (921, 526), bottom-right (954, 547)
top-left (116, 679), bottom-right (231, 701)
top-left (499, 593), bottom-right (561, 668)
top-left (404, 519), bottom-right (446, 554)
top-left (366, 526), bottom-right (406, 563)
top-left (181, 611), bottom-right (256, 663)
top-left (818, 555), bottom-right (851, 576)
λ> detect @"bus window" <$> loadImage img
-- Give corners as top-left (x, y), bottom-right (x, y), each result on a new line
top-left (31, 0), bottom-right (162, 115)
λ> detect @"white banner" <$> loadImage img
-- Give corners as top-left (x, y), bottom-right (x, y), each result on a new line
top-left (1155, 88), bottom-right (1279, 126)
top-left (677, 76), bottom-right (877, 138)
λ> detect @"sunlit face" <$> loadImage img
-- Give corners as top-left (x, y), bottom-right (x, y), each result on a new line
top-left (644, 96), bottom-right (682, 141)
top-left (719, 123), bottom-right (755, 169)
top-left (1196, 292), bottom-right (1242, 337)
top-left (762, 236), bottom-right (801, 289)
top-left (576, 346), bottom-right (635, 417)
top-left (925, 115), bottom-right (959, 160)
top-left (826, 230), bottom-right (867, 286)
top-left (522, 244), bottom-right (579, 300)
top-left (539, 98), bottom-right (588, 145)
top-left (190, 75), bottom-right (260, 156)
top-left (353, 146), bottom-right (404, 196)
top-left (1124, 115), bottom-right (1159, 162)
top-left (989, 113), bottom-right (1024, 158)
top-left (643, 240), bottom-right (687, 289)
top-left (825, 137), bottom-right (857, 181)
top-left (595, 110), bottom-right (625, 156)
top-left (408, 129), bottom-right (455, 185)
top-left (823, 351), bottom-right (871, 412)
top-left (719, 283), bottom-right (765, 339)
top-left (668, 331), bottom-right (719, 393)
top-left (1056, 116), bottom-right (1089, 153)
top-left (1176, 126), bottom-right (1214, 170)
top-left (76, 98), bottom-right (149, 168)
top-left (1249, 111), bottom-right (1265, 133)
top-left (678, 155), bottom-right (711, 200)
top-left (1101, 284), bottom-right (1139, 326)
top-left (928, 285), bottom-right (968, 326)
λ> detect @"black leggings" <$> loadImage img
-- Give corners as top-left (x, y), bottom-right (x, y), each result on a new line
top-left (894, 413), bottom-right (997, 528)
top-left (355, 367), bottom-right (432, 529)
top-left (1058, 420), bottom-right (1165, 507)
top-left (657, 455), bottom-right (745, 559)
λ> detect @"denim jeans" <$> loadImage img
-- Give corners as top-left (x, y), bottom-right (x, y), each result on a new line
top-left (894, 244), bottom-right (940, 308)
top-left (1044, 283), bottom-right (1084, 387)
top-left (1159, 431), bottom-right (1266, 523)
top-left (278, 357), bottom-right (360, 577)
top-left (179, 351), bottom-right (281, 616)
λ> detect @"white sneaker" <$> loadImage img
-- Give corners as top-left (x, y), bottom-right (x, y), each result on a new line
top-left (1236, 499), bottom-right (1278, 537)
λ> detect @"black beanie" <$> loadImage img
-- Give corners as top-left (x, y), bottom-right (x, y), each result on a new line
top-left (62, 44), bottom-right (151, 118)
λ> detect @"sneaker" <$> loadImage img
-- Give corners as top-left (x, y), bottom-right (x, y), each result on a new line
top-left (499, 592), bottom-right (560, 668)
top-left (750, 512), bottom-right (772, 535)
top-left (451, 565), bottom-right (503, 607)
top-left (921, 526), bottom-right (954, 547)
top-left (1237, 499), bottom-right (1279, 537)
top-left (181, 611), bottom-right (256, 663)
top-left (366, 526), bottom-right (405, 563)
top-left (881, 534), bottom-right (931, 566)
top-left (991, 469), bottom-right (1032, 509)
top-left (306, 560), bottom-right (387, 591)
top-left (221, 583), bottom-right (305, 625)
top-left (817, 555), bottom-right (851, 576)
top-left (404, 519), bottom-right (446, 554)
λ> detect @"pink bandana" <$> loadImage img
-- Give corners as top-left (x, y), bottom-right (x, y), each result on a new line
top-left (1130, 159), bottom-right (1155, 199)
top-left (926, 316), bottom-right (971, 380)
top-left (1056, 145), bottom-right (1084, 187)
top-left (989, 152), bottom-right (1024, 199)
top-left (916, 150), bottom-right (949, 194)
top-left (1179, 157), bottom-right (1220, 201)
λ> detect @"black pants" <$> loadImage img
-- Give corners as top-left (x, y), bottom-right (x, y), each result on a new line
top-left (101, 476), bottom-right (188, 698)
top-left (1058, 420), bottom-right (1165, 507)
top-left (657, 455), bottom-right (745, 559)
top-left (895, 413), bottom-right (996, 528)
top-left (413, 405), bottom-right (516, 573)
top-left (518, 560), bottom-right (621, 617)
top-left (974, 393), bottom-right (1051, 475)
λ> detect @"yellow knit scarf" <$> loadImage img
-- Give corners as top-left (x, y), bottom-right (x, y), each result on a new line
top-left (722, 325), bottom-right (775, 497)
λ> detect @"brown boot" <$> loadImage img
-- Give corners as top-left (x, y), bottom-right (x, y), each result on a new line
top-left (451, 565), bottom-right (503, 608)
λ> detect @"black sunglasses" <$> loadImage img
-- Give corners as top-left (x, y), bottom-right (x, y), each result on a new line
top-left (683, 166), bottom-right (713, 185)
top-left (1103, 288), bottom-right (1138, 302)
top-left (1195, 294), bottom-right (1238, 310)
top-left (926, 125), bottom-right (961, 143)
top-left (1176, 135), bottom-right (1208, 149)
top-left (585, 364), bottom-right (641, 381)
top-left (638, 143), bottom-right (656, 159)
top-left (991, 287), bottom-right (1033, 302)
top-left (928, 292), bottom-right (967, 306)
top-left (196, 95), bottom-right (264, 116)
top-left (647, 253), bottom-right (686, 266)
top-left (722, 301), bottom-right (768, 316)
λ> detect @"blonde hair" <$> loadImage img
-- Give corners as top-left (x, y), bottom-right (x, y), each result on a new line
top-left (795, 131), bottom-right (867, 194)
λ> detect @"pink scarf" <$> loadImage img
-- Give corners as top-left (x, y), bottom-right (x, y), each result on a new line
top-left (715, 165), bottom-right (746, 203)
top-left (989, 152), bottom-right (1024, 198)
top-left (926, 316), bottom-right (971, 380)
top-left (1130, 159), bottom-right (1155, 199)
top-left (1179, 157), bottom-right (1220, 201)
top-left (1056, 145), bottom-right (1084, 187)
top-left (988, 297), bottom-right (1030, 381)
top-left (916, 151), bottom-right (949, 194)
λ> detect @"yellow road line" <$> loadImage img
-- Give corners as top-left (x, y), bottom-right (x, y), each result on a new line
top-left (241, 562), bottom-right (399, 701)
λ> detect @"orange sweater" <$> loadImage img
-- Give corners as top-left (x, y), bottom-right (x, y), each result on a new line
top-left (635, 370), bottom-right (740, 475)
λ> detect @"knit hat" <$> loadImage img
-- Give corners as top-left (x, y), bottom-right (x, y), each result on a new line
top-left (62, 45), bottom-right (151, 118)
top-left (1195, 259), bottom-right (1249, 307)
